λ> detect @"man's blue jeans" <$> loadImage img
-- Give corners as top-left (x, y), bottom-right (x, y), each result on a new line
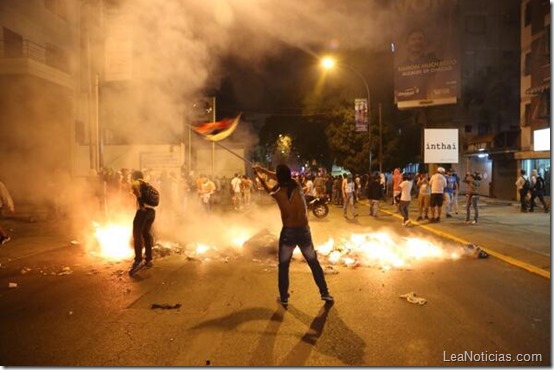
top-left (278, 226), bottom-right (329, 300)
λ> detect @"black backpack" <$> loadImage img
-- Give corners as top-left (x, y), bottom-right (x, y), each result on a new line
top-left (535, 176), bottom-right (545, 191)
top-left (522, 176), bottom-right (531, 192)
top-left (140, 181), bottom-right (160, 206)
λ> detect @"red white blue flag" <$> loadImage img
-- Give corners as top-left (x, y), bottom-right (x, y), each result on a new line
top-left (192, 113), bottom-right (241, 141)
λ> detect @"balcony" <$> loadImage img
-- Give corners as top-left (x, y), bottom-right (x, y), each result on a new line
top-left (0, 38), bottom-right (73, 89)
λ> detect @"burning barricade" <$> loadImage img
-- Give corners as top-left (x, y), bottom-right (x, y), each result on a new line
top-left (88, 217), bottom-right (487, 272)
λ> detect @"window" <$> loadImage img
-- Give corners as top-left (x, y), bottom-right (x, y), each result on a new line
top-left (478, 123), bottom-right (490, 135)
top-left (524, 52), bottom-right (532, 75)
top-left (465, 15), bottom-right (487, 35)
top-left (3, 27), bottom-right (23, 57)
top-left (524, 103), bottom-right (531, 126)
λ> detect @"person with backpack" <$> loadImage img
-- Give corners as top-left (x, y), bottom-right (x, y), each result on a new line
top-left (530, 169), bottom-right (549, 213)
top-left (515, 169), bottom-right (530, 212)
top-left (129, 170), bottom-right (159, 273)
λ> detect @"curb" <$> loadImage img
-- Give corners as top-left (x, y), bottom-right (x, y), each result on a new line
top-left (365, 201), bottom-right (550, 280)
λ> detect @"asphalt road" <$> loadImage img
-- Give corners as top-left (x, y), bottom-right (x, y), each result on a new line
top-left (0, 201), bottom-right (550, 366)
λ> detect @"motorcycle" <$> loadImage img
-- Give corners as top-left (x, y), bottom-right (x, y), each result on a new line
top-left (305, 194), bottom-right (330, 219)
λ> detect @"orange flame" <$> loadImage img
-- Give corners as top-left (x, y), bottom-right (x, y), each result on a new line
top-left (92, 221), bottom-right (134, 261)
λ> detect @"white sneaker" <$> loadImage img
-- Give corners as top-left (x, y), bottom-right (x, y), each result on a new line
top-left (471, 220), bottom-right (477, 224)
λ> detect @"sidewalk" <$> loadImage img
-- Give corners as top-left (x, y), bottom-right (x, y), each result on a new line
top-left (374, 196), bottom-right (551, 279)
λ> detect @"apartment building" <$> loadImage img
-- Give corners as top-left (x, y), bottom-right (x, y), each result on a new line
top-left (516, 0), bottom-right (551, 196)
top-left (0, 0), bottom-right (81, 203)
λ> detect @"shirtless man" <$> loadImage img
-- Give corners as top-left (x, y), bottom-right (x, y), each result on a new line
top-left (252, 164), bottom-right (334, 307)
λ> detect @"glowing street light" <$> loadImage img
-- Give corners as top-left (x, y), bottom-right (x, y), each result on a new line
top-left (320, 55), bottom-right (373, 173)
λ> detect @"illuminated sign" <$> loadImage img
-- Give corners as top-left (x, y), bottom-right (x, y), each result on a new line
top-left (424, 129), bottom-right (459, 163)
top-left (534, 128), bottom-right (550, 151)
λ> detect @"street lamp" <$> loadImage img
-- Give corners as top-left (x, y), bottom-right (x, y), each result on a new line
top-left (320, 56), bottom-right (372, 173)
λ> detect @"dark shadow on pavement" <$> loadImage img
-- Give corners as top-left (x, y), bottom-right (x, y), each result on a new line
top-left (282, 302), bottom-right (366, 366)
top-left (248, 306), bottom-right (286, 366)
top-left (189, 307), bottom-right (276, 331)
top-left (279, 303), bottom-right (332, 366)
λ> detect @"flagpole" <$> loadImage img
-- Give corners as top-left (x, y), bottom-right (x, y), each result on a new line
top-left (211, 96), bottom-right (216, 179)
top-left (212, 140), bottom-right (253, 166)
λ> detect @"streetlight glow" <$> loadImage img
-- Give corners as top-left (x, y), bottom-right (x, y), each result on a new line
top-left (320, 56), bottom-right (336, 70)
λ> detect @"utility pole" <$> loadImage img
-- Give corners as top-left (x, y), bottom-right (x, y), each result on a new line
top-left (379, 103), bottom-right (383, 173)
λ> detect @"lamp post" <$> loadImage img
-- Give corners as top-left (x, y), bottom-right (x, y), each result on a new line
top-left (320, 56), bottom-right (372, 173)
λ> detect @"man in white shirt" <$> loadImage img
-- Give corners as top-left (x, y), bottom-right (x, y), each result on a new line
top-left (399, 174), bottom-right (413, 226)
top-left (515, 169), bottom-right (529, 212)
top-left (429, 167), bottom-right (447, 222)
top-left (231, 174), bottom-right (243, 210)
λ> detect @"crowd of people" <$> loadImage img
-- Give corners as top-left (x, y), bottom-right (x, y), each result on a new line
top-left (81, 164), bottom-right (550, 227)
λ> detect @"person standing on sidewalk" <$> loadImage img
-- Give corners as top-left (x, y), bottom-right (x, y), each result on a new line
top-left (416, 172), bottom-right (430, 221)
top-left (463, 171), bottom-right (481, 224)
top-left (0, 179), bottom-right (14, 245)
top-left (429, 167), bottom-right (447, 222)
top-left (391, 168), bottom-right (402, 208)
top-left (399, 174), bottom-right (413, 226)
top-left (252, 163), bottom-right (334, 307)
top-left (515, 170), bottom-right (530, 212)
top-left (342, 174), bottom-right (357, 219)
top-left (449, 168), bottom-right (460, 215)
top-left (444, 171), bottom-right (454, 218)
top-left (529, 169), bottom-right (549, 213)
top-left (366, 172), bottom-right (384, 217)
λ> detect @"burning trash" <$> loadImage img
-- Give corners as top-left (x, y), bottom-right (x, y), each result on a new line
top-left (90, 221), bottom-right (134, 261)
top-left (313, 231), bottom-right (459, 270)
top-left (87, 215), bottom-right (485, 274)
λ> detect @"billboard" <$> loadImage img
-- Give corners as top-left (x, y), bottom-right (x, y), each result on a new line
top-left (354, 98), bottom-right (368, 132)
top-left (392, 0), bottom-right (460, 109)
top-left (424, 129), bottom-right (459, 164)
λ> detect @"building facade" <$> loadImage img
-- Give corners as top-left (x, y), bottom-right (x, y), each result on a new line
top-left (395, 0), bottom-right (523, 200)
top-left (0, 0), bottom-right (79, 203)
top-left (516, 0), bottom-right (550, 197)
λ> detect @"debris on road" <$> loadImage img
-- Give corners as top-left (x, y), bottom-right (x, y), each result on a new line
top-left (399, 291), bottom-right (427, 305)
top-left (21, 267), bottom-right (32, 274)
top-left (151, 303), bottom-right (182, 310)
top-left (463, 244), bottom-right (489, 259)
top-left (324, 265), bottom-right (339, 275)
top-left (69, 240), bottom-right (80, 246)
top-left (8, 282), bottom-right (18, 288)
top-left (58, 266), bottom-right (73, 276)
top-left (243, 229), bottom-right (278, 257)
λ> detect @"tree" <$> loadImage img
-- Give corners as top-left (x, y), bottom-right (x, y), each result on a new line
top-left (253, 114), bottom-right (332, 171)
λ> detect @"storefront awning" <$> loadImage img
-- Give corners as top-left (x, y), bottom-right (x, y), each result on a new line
top-left (525, 81), bottom-right (550, 95)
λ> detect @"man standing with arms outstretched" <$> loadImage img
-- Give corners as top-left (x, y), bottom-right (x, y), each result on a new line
top-left (252, 163), bottom-right (334, 307)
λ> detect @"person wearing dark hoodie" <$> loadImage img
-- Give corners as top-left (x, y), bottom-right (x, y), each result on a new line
top-left (252, 164), bottom-right (334, 307)
top-left (366, 172), bottom-right (384, 217)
